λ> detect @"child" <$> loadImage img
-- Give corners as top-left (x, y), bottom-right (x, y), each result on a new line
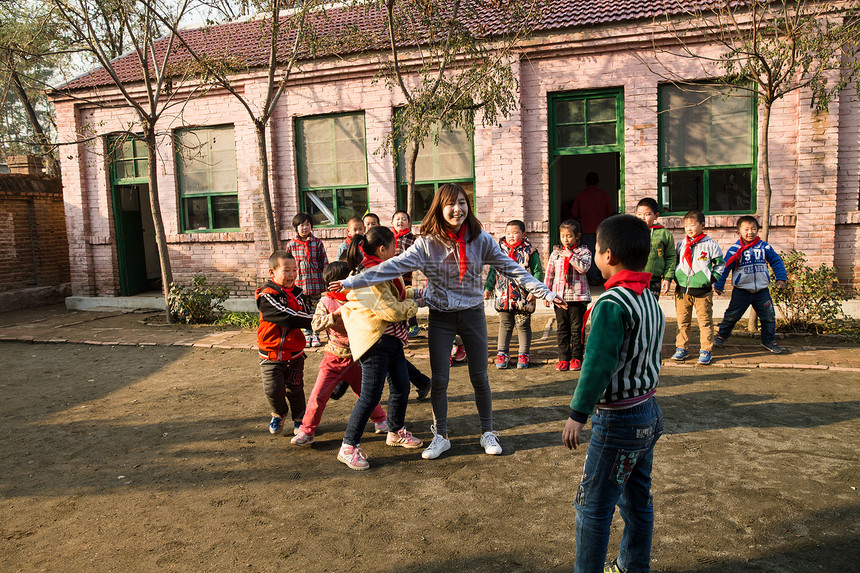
top-left (332, 183), bottom-right (565, 460)
top-left (484, 219), bottom-right (543, 369)
top-left (672, 209), bottom-right (724, 366)
top-left (336, 216), bottom-right (365, 260)
top-left (291, 261), bottom-right (389, 446)
top-left (285, 212), bottom-right (328, 348)
top-left (714, 216), bottom-right (788, 354)
top-left (562, 214), bottom-right (665, 573)
top-left (544, 219), bottom-right (591, 371)
top-left (255, 251), bottom-right (314, 436)
top-left (634, 198), bottom-right (676, 298)
top-left (336, 226), bottom-right (424, 470)
top-left (392, 209), bottom-right (420, 337)
top-left (363, 212), bottom-right (380, 230)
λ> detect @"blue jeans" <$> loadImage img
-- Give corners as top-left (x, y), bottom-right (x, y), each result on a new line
top-left (343, 334), bottom-right (410, 446)
top-left (716, 288), bottom-right (777, 346)
top-left (574, 398), bottom-right (663, 573)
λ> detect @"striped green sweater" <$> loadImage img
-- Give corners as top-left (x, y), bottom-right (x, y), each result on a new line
top-left (570, 284), bottom-right (665, 421)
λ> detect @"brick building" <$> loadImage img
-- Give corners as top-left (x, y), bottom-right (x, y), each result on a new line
top-left (49, 1), bottom-right (860, 298)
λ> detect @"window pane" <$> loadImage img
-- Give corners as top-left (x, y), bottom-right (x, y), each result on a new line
top-left (298, 114), bottom-right (367, 188)
top-left (399, 183), bottom-right (437, 221)
top-left (588, 123), bottom-right (616, 146)
top-left (134, 158), bottom-right (148, 178)
top-left (212, 195), bottom-right (240, 229)
top-left (177, 126), bottom-right (237, 194)
top-left (436, 130), bottom-right (472, 179)
top-left (115, 159), bottom-right (134, 180)
top-left (184, 197), bottom-right (210, 230)
top-left (663, 170), bottom-right (704, 213)
top-left (587, 98), bottom-right (616, 122)
top-left (335, 188), bottom-right (369, 224)
top-left (707, 168), bottom-right (752, 212)
top-left (557, 125), bottom-right (585, 147)
top-left (556, 100), bottom-right (584, 124)
top-left (305, 190), bottom-right (335, 226)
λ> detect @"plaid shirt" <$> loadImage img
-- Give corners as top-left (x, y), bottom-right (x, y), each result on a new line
top-left (393, 229), bottom-right (415, 286)
top-left (286, 234), bottom-right (328, 296)
top-left (545, 244), bottom-right (592, 302)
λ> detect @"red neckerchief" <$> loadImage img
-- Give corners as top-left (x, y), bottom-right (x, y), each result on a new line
top-left (581, 270), bottom-right (651, 339)
top-left (344, 236), bottom-right (352, 246)
top-left (326, 291), bottom-right (347, 302)
top-left (294, 235), bottom-right (312, 260)
top-left (649, 224), bottom-right (665, 230)
top-left (446, 225), bottom-right (469, 285)
top-left (393, 227), bottom-right (411, 251)
top-left (360, 254), bottom-right (406, 300)
top-left (559, 245), bottom-right (576, 292)
top-left (724, 237), bottom-right (761, 271)
top-left (683, 233), bottom-right (706, 268)
top-left (501, 239), bottom-right (524, 262)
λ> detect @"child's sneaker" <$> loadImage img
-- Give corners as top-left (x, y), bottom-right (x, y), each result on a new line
top-left (268, 414), bottom-right (284, 435)
top-left (290, 431), bottom-right (314, 446)
top-left (304, 334), bottom-right (312, 348)
top-left (337, 443), bottom-right (369, 471)
top-left (762, 341), bottom-right (784, 354)
top-left (714, 336), bottom-right (725, 348)
top-left (373, 420), bottom-right (389, 434)
top-left (416, 383), bottom-right (431, 401)
top-left (697, 350), bottom-right (712, 365)
top-left (310, 334), bottom-right (322, 347)
top-left (603, 559), bottom-right (624, 573)
top-left (293, 421), bottom-right (301, 435)
top-left (570, 358), bottom-right (582, 371)
top-left (452, 344), bottom-right (467, 362)
top-left (386, 428), bottom-right (423, 448)
top-left (480, 431), bottom-right (502, 455)
top-left (556, 360), bottom-right (569, 371)
top-left (495, 352), bottom-right (509, 369)
top-left (517, 354), bottom-right (529, 369)
top-left (408, 324), bottom-right (421, 337)
top-left (421, 425), bottom-right (451, 459)
top-left (671, 347), bottom-right (688, 361)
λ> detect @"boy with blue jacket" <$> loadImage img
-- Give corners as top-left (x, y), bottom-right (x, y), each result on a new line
top-left (714, 216), bottom-right (787, 354)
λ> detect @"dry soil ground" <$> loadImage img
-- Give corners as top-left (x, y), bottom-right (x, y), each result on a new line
top-left (0, 337), bottom-right (858, 572)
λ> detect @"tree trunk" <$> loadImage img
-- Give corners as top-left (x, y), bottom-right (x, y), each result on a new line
top-left (10, 70), bottom-right (61, 178)
top-left (255, 121), bottom-right (279, 252)
top-left (144, 127), bottom-right (174, 323)
top-left (749, 100), bottom-right (773, 333)
top-left (405, 139), bottom-right (420, 221)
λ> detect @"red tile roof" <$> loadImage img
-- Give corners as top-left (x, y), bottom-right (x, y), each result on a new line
top-left (57, 0), bottom-right (696, 91)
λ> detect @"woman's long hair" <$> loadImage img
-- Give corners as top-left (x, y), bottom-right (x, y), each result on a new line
top-left (344, 226), bottom-right (395, 271)
top-left (419, 183), bottom-right (482, 244)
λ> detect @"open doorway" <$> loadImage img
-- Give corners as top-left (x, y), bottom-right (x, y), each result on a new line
top-left (552, 153), bottom-right (621, 224)
top-left (111, 184), bottom-right (160, 295)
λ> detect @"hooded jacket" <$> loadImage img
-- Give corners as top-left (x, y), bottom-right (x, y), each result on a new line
top-left (255, 281), bottom-right (313, 361)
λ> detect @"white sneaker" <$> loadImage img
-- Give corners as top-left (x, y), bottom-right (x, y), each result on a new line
top-left (480, 431), bottom-right (502, 455)
top-left (421, 425), bottom-right (451, 460)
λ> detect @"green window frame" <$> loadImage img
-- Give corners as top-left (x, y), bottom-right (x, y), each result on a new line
top-left (295, 112), bottom-right (369, 227)
top-left (551, 92), bottom-right (623, 152)
top-left (658, 82), bottom-right (757, 215)
top-left (175, 125), bottom-right (240, 232)
top-left (395, 121), bottom-right (475, 222)
top-left (109, 134), bottom-right (149, 184)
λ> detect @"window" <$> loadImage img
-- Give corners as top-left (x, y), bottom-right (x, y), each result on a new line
top-left (553, 95), bottom-right (620, 149)
top-left (659, 83), bottom-right (756, 214)
top-left (295, 113), bottom-right (369, 226)
top-left (175, 125), bottom-right (239, 231)
top-left (396, 123), bottom-right (475, 221)
top-left (110, 135), bottom-right (148, 183)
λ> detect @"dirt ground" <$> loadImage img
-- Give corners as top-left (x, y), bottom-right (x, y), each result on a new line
top-left (1, 324), bottom-right (858, 571)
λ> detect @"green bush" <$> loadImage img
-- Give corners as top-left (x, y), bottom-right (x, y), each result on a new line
top-left (214, 312), bottom-right (259, 329)
top-left (167, 275), bottom-right (229, 324)
top-left (770, 250), bottom-right (849, 333)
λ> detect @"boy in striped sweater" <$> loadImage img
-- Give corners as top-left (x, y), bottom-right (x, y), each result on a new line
top-left (562, 214), bottom-right (665, 573)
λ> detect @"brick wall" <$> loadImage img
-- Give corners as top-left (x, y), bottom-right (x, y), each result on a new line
top-left (0, 174), bottom-right (70, 304)
top-left (50, 22), bottom-right (860, 296)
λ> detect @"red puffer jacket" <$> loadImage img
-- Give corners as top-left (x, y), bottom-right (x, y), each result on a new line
top-left (255, 281), bottom-right (313, 361)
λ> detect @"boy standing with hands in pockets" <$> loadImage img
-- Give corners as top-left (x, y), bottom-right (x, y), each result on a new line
top-left (563, 215), bottom-right (665, 573)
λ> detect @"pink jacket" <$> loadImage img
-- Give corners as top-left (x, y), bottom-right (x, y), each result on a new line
top-left (311, 295), bottom-right (351, 358)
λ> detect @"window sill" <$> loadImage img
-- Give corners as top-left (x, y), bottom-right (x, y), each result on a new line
top-left (167, 232), bottom-right (255, 243)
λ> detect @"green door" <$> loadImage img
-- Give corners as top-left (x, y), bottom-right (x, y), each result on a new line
top-left (112, 184), bottom-right (149, 295)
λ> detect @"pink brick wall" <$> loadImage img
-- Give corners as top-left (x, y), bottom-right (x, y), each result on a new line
top-left (51, 25), bottom-right (860, 297)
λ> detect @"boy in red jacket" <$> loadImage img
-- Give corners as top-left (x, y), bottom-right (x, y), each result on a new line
top-left (255, 251), bottom-right (313, 436)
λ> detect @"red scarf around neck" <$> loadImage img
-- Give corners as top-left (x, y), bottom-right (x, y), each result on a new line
top-left (724, 237), bottom-right (761, 271)
top-left (649, 224), bottom-right (665, 230)
top-left (581, 270), bottom-right (652, 338)
top-left (446, 225), bottom-right (469, 285)
top-left (502, 239), bottom-right (524, 262)
top-left (683, 233), bottom-right (706, 268)
top-left (326, 291), bottom-right (347, 302)
top-left (294, 234), bottom-right (313, 260)
top-left (360, 254), bottom-right (406, 301)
